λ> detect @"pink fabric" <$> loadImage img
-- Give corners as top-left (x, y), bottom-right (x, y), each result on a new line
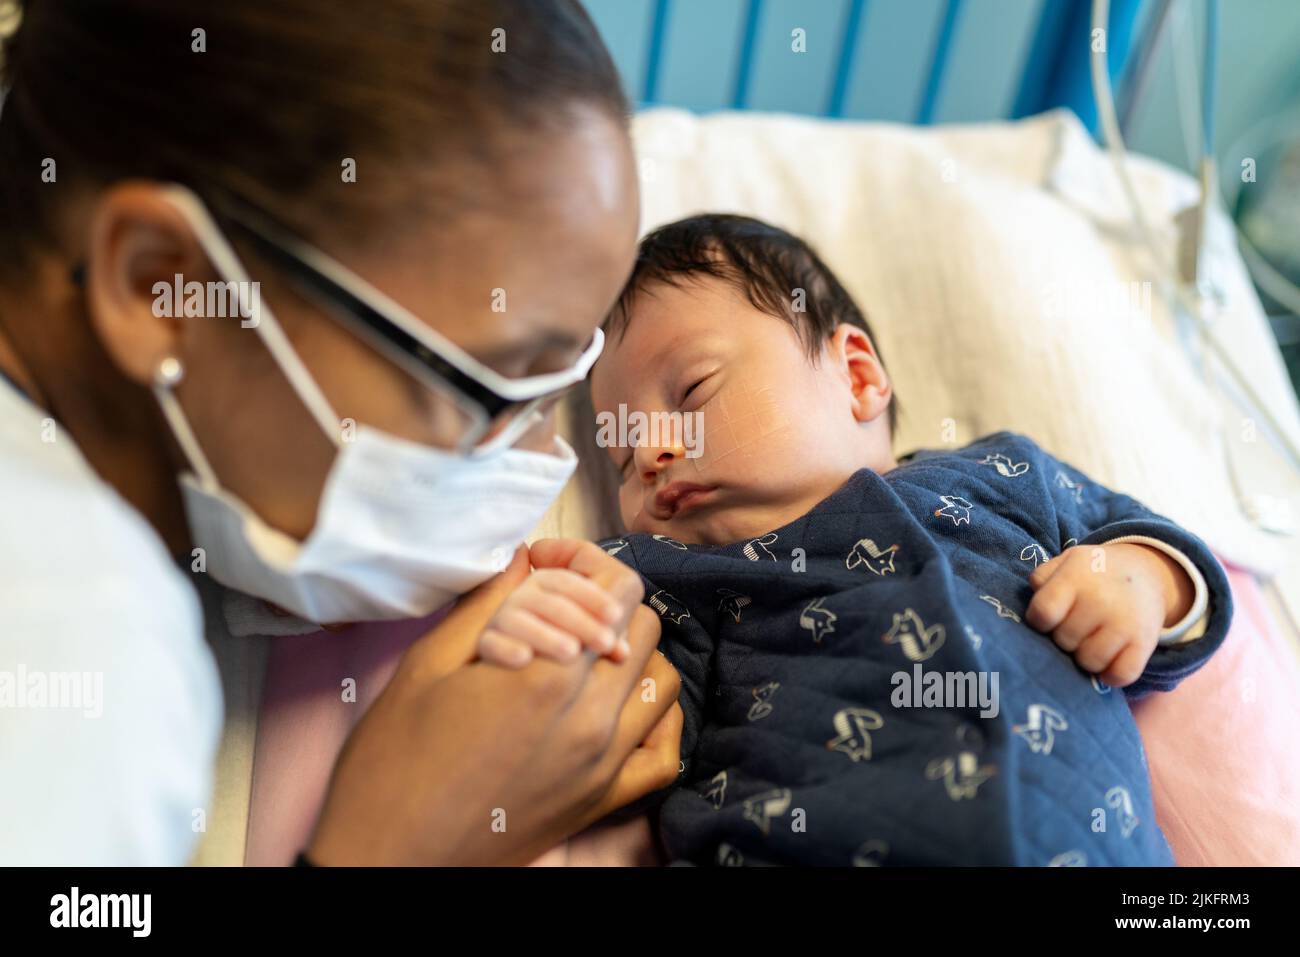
top-left (1133, 561), bottom-right (1300, 866)
top-left (528, 815), bottom-right (660, 867)
top-left (244, 608), bottom-right (448, 866)
top-left (246, 558), bottom-right (1300, 867)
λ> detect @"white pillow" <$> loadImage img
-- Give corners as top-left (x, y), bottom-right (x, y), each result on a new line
top-left (538, 108), bottom-right (1300, 577)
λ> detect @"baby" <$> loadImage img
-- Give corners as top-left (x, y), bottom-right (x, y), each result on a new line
top-left (479, 213), bottom-right (1232, 866)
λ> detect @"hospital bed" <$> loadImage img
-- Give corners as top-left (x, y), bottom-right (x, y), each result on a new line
top-left (196, 0), bottom-right (1300, 866)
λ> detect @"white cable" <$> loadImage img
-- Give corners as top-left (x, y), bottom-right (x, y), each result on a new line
top-left (1089, 0), bottom-right (1300, 478)
top-left (1092, 0), bottom-right (1300, 642)
top-left (1218, 105), bottom-right (1300, 317)
top-left (1239, 237), bottom-right (1300, 318)
top-left (1171, 2), bottom-right (1203, 169)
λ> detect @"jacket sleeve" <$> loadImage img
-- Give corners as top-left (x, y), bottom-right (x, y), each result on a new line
top-left (1008, 433), bottom-right (1234, 700)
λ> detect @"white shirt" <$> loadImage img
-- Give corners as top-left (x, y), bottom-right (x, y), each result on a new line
top-left (0, 378), bottom-right (222, 864)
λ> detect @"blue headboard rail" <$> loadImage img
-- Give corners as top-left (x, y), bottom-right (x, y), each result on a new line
top-left (1012, 0), bottom-right (1143, 131)
top-left (583, 0), bottom-right (1144, 132)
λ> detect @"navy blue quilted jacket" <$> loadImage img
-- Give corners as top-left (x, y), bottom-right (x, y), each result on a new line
top-left (600, 431), bottom-right (1232, 866)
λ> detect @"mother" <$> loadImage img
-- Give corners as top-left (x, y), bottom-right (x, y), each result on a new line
top-left (0, 0), bottom-right (680, 864)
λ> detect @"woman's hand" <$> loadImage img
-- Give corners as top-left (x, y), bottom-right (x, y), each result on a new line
top-left (307, 542), bottom-right (683, 866)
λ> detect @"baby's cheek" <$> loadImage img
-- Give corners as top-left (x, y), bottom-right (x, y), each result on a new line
top-left (691, 384), bottom-right (792, 474)
top-left (619, 484), bottom-right (645, 531)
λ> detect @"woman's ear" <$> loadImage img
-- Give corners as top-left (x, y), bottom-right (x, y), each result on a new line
top-left (83, 182), bottom-right (211, 386)
top-left (830, 322), bottom-right (891, 424)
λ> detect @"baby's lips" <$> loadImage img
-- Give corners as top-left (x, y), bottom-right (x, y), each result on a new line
top-left (651, 481), bottom-right (717, 520)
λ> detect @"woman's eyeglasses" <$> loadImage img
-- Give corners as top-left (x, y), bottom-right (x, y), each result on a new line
top-left (197, 188), bottom-right (603, 455)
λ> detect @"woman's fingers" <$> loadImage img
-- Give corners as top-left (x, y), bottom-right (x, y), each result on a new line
top-left (582, 649), bottom-right (684, 822)
top-left (584, 644), bottom-right (681, 805)
top-left (584, 604), bottom-right (664, 714)
top-left (594, 701), bottom-right (684, 819)
top-left (608, 649), bottom-right (682, 756)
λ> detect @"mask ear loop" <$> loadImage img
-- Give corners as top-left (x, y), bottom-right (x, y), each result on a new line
top-left (469, 406), bottom-right (545, 458)
top-left (156, 184), bottom-right (345, 449)
top-left (152, 356), bottom-right (222, 491)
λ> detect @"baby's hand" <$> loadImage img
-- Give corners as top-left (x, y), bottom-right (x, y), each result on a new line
top-left (1025, 543), bottom-right (1193, 687)
top-left (478, 567), bottom-right (627, 668)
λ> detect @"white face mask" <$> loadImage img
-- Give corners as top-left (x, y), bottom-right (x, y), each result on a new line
top-left (153, 189), bottom-right (579, 624)
top-left (174, 424), bottom-right (576, 625)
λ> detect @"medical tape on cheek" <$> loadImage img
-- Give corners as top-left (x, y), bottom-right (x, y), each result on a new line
top-left (690, 381), bottom-right (790, 472)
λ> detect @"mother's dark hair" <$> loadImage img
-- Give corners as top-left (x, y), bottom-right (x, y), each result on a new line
top-left (0, 0), bottom-right (627, 277)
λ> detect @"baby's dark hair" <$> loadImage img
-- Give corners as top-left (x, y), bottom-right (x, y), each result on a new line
top-left (605, 213), bottom-right (896, 432)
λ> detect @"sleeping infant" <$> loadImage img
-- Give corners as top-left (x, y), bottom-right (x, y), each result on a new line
top-left (479, 213), bottom-right (1233, 866)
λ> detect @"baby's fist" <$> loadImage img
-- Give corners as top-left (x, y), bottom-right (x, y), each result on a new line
top-left (1025, 543), bottom-right (1188, 687)
top-left (478, 567), bottom-right (627, 668)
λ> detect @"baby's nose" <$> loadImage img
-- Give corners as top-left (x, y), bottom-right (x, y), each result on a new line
top-left (635, 442), bottom-right (687, 480)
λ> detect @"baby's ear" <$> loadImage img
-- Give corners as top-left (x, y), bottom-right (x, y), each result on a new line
top-left (830, 324), bottom-right (891, 424)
